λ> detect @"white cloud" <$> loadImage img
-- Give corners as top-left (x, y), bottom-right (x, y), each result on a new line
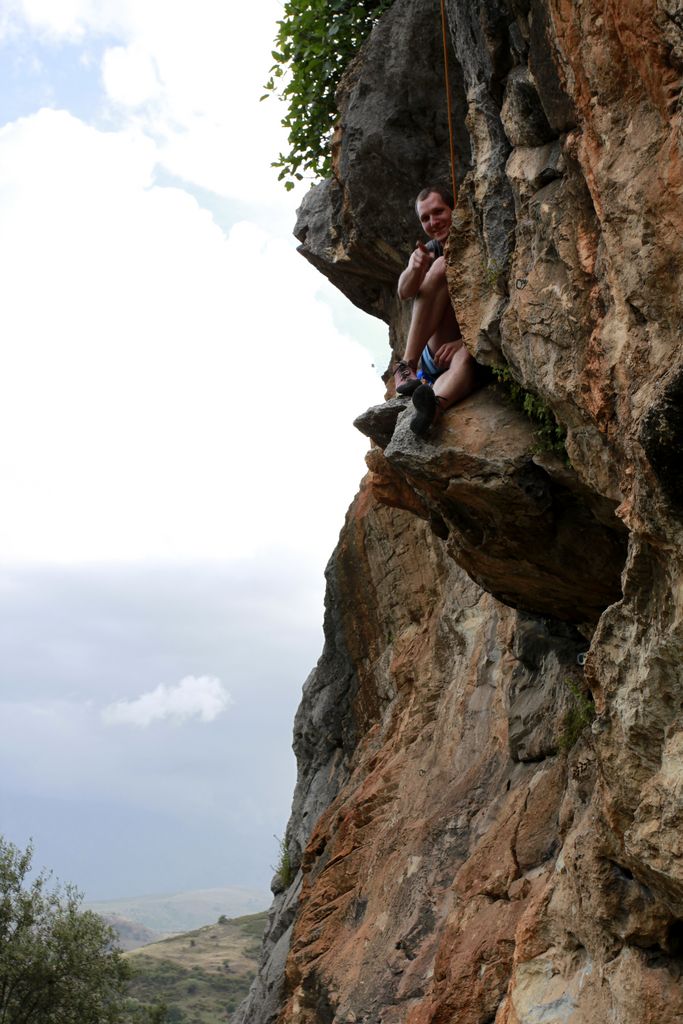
top-left (102, 675), bottom-right (231, 727)
top-left (7, 0), bottom-right (126, 41)
top-left (6, 0), bottom-right (293, 201)
top-left (97, 1), bottom-right (296, 201)
top-left (0, 108), bottom-right (384, 564)
top-left (101, 42), bottom-right (161, 108)
top-left (0, 682), bottom-right (243, 819)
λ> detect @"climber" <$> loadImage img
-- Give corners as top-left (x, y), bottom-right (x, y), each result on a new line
top-left (394, 185), bottom-right (477, 438)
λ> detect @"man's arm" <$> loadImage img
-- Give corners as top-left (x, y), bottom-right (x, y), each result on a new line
top-left (397, 242), bottom-right (433, 300)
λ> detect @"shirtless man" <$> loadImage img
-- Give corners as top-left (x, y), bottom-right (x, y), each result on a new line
top-left (394, 186), bottom-right (477, 437)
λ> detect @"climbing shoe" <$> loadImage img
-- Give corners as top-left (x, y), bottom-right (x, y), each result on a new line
top-left (394, 359), bottom-right (420, 396)
top-left (410, 384), bottom-right (445, 438)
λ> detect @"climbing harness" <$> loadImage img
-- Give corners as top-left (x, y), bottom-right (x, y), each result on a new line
top-left (439, 0), bottom-right (458, 207)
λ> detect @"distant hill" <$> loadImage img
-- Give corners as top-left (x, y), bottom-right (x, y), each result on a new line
top-left (123, 911), bottom-right (267, 1023)
top-left (86, 886), bottom-right (270, 936)
top-left (100, 914), bottom-right (162, 951)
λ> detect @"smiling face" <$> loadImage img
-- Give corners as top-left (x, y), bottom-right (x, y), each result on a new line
top-left (416, 191), bottom-right (453, 243)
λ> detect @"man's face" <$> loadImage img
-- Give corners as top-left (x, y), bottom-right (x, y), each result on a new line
top-left (416, 192), bottom-right (453, 243)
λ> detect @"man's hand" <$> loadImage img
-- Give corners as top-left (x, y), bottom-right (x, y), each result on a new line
top-left (397, 241), bottom-right (434, 300)
top-left (432, 341), bottom-right (460, 368)
top-left (407, 241), bottom-right (433, 276)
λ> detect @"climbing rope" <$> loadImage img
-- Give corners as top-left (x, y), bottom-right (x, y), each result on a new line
top-left (439, 0), bottom-right (458, 207)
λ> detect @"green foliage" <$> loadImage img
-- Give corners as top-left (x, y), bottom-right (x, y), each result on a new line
top-left (491, 365), bottom-right (568, 458)
top-left (272, 835), bottom-right (293, 889)
top-left (124, 1000), bottom-right (171, 1024)
top-left (482, 257), bottom-right (504, 290)
top-left (122, 917), bottom-right (266, 1019)
top-left (264, 0), bottom-right (395, 189)
top-left (125, 956), bottom-right (254, 1023)
top-left (0, 836), bottom-right (130, 1024)
top-left (560, 678), bottom-right (596, 752)
top-left (144, 1004), bottom-right (169, 1024)
top-left (123, 913), bottom-right (267, 1024)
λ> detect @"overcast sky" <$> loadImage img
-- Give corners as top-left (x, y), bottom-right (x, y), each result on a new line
top-left (0, 0), bottom-right (386, 901)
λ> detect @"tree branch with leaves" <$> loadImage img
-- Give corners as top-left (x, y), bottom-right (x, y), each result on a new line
top-left (263, 0), bottom-right (395, 190)
top-left (0, 837), bottom-right (130, 1024)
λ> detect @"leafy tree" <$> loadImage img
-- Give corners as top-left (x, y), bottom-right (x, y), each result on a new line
top-left (0, 837), bottom-right (130, 1024)
top-left (263, 0), bottom-right (395, 189)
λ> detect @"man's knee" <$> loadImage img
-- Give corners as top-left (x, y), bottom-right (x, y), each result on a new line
top-left (442, 343), bottom-right (471, 375)
top-left (418, 256), bottom-right (447, 299)
top-left (426, 255), bottom-right (447, 282)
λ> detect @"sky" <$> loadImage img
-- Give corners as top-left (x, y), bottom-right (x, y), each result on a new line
top-left (0, 0), bottom-right (387, 902)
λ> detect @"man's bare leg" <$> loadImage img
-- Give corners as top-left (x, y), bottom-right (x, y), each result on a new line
top-left (433, 344), bottom-right (477, 409)
top-left (403, 257), bottom-right (454, 367)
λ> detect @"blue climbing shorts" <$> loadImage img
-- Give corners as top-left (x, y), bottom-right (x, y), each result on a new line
top-left (419, 345), bottom-right (444, 385)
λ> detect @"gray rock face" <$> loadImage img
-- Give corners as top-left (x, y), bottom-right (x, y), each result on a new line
top-left (506, 615), bottom-right (584, 761)
top-left (500, 65), bottom-right (554, 146)
top-left (639, 365), bottom-right (683, 514)
top-left (233, 554), bottom-right (361, 1024)
top-left (288, 555), bottom-right (362, 867)
top-left (505, 138), bottom-right (564, 205)
top-left (353, 396), bottom-right (409, 449)
top-left (527, 0), bottom-right (578, 132)
top-left (446, 0), bottom-right (518, 280)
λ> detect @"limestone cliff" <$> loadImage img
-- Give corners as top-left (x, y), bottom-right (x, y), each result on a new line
top-left (237, 1), bottom-right (683, 1021)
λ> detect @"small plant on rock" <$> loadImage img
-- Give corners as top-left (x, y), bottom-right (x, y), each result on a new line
top-left (492, 364), bottom-right (568, 459)
top-left (272, 834), bottom-right (294, 888)
top-left (482, 257), bottom-right (504, 290)
top-left (560, 677), bottom-right (596, 752)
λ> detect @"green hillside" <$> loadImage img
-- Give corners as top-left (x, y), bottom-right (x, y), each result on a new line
top-left (123, 911), bottom-right (267, 1023)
